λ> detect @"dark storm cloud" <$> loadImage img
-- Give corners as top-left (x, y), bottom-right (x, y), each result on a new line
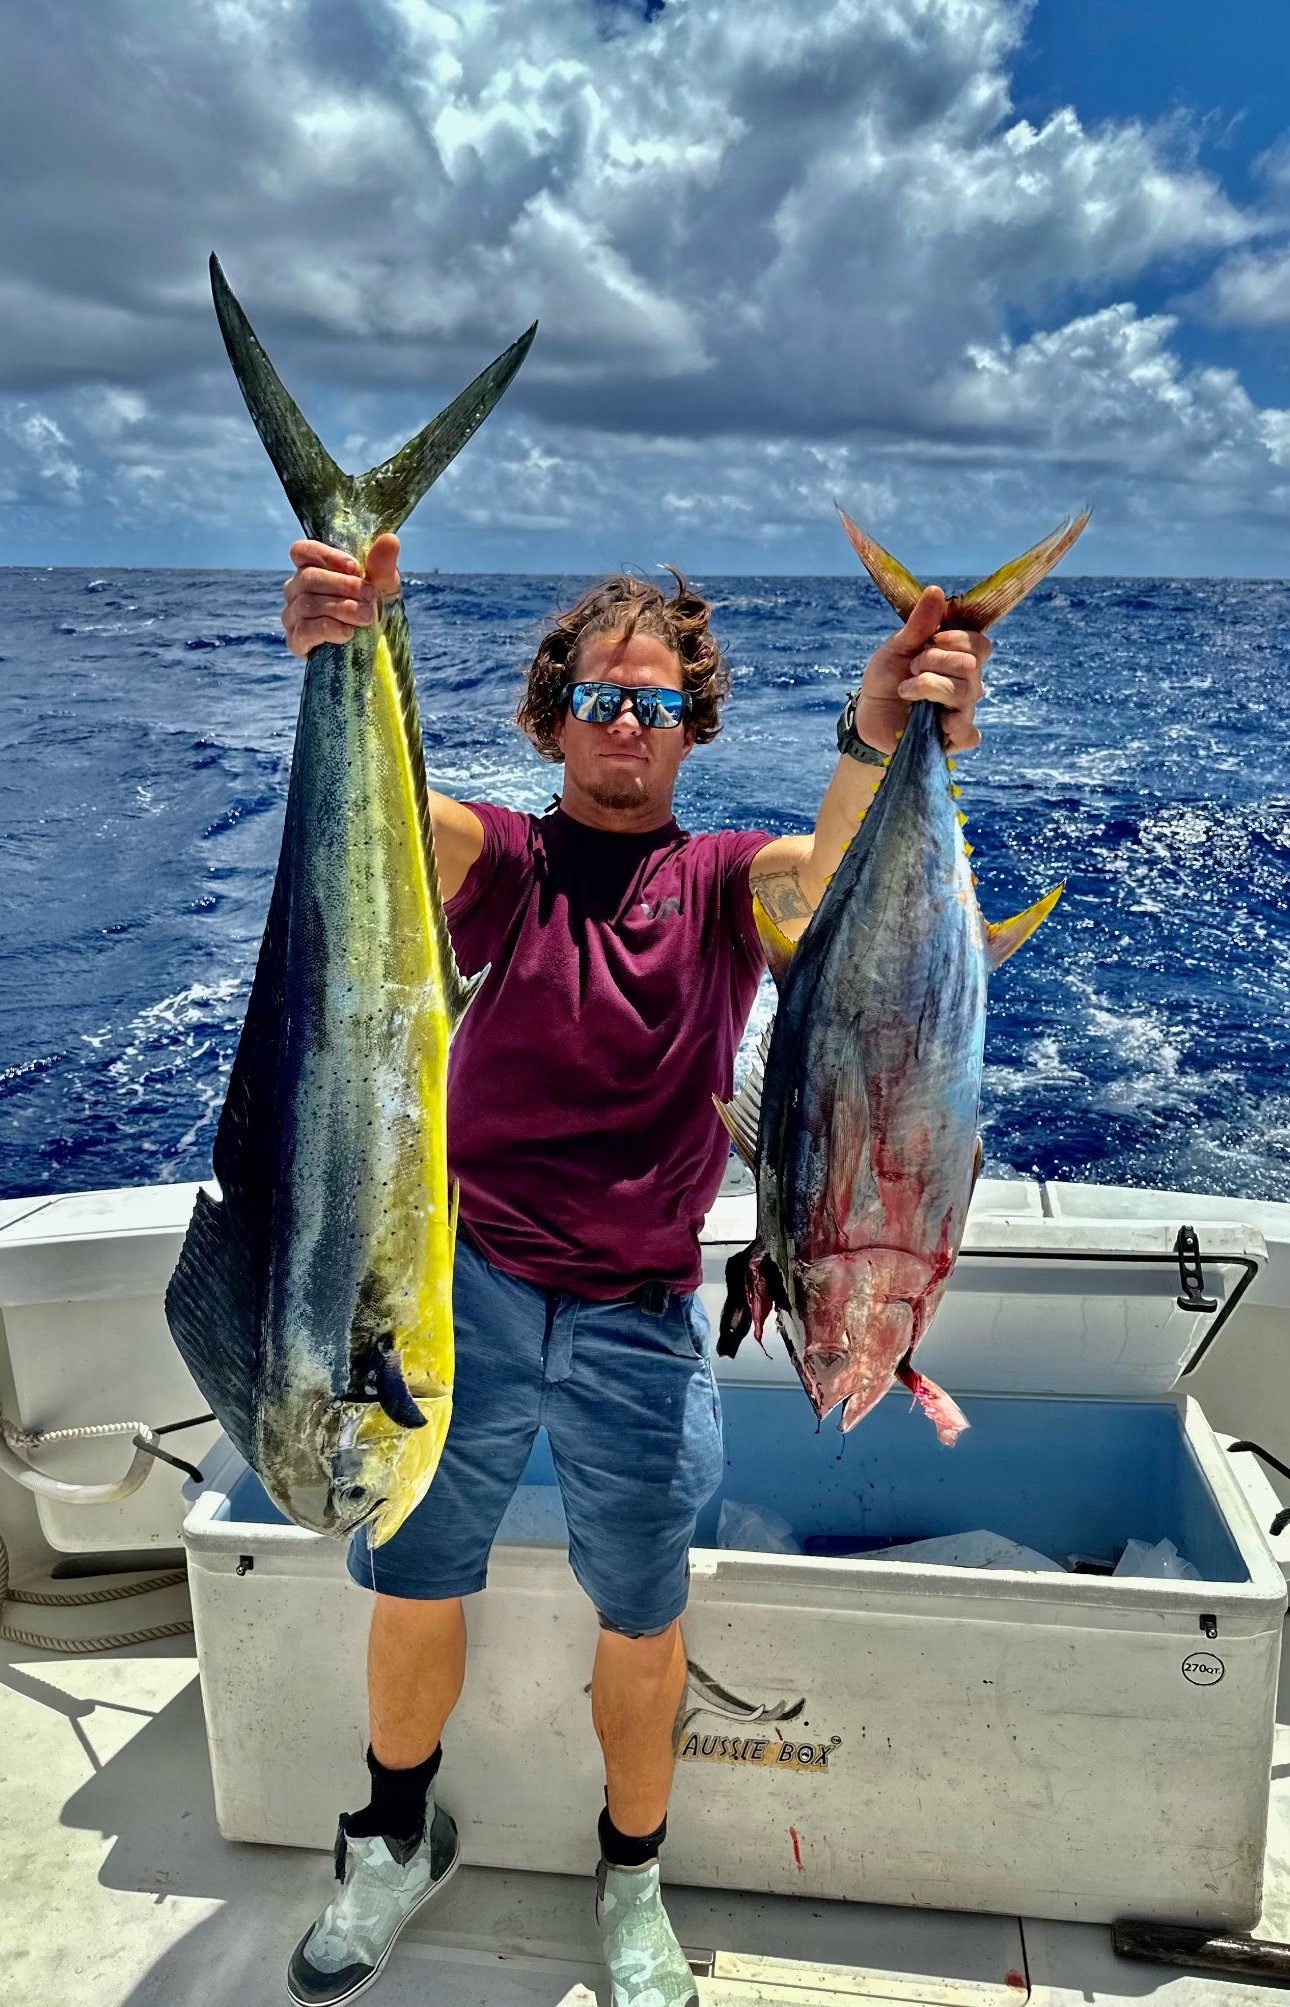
top-left (1, 0), bottom-right (1287, 570)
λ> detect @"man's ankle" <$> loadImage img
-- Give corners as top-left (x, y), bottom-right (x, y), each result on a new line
top-left (343, 1742), bottom-right (442, 1845)
top-left (599, 1801), bottom-right (667, 1868)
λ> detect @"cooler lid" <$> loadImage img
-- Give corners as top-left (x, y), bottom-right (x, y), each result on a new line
top-left (701, 1209), bottom-right (1266, 1398)
top-left (899, 1216), bottom-right (1263, 1399)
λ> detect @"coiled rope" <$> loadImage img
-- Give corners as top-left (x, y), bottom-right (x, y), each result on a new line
top-left (0, 1408), bottom-right (196, 1653)
top-left (0, 1530), bottom-right (193, 1654)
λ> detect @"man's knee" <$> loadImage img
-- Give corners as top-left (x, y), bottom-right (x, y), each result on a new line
top-left (596, 1609), bottom-right (679, 1644)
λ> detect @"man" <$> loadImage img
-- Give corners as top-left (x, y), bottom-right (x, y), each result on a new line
top-left (279, 530), bottom-right (987, 2007)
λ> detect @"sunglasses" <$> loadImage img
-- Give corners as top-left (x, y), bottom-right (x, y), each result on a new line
top-left (562, 680), bottom-right (692, 730)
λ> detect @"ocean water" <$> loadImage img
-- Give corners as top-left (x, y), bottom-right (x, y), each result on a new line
top-left (1, 567), bottom-right (1287, 1203)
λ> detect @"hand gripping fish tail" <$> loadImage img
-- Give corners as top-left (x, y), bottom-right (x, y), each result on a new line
top-left (717, 508), bottom-right (1087, 1444)
top-left (164, 261), bottom-right (535, 1547)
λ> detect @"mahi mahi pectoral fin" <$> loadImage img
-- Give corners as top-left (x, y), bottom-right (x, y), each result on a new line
top-left (209, 253), bottom-right (536, 546)
top-left (450, 964), bottom-right (490, 1028)
top-left (363, 1338), bottom-right (430, 1432)
top-left (713, 1020), bottom-right (773, 1171)
top-left (752, 895), bottom-right (796, 992)
top-left (448, 1178), bottom-right (460, 1254)
top-left (984, 882), bottom-right (1063, 971)
top-left (836, 503), bottom-right (1091, 634)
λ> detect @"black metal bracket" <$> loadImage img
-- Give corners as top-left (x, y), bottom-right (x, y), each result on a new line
top-left (130, 1410), bottom-right (217, 1488)
top-left (132, 1434), bottom-right (205, 1485)
top-left (1174, 1225), bottom-right (1217, 1312)
top-left (1226, 1440), bottom-right (1290, 1537)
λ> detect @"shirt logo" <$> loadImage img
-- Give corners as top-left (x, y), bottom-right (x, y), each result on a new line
top-left (639, 896), bottom-right (682, 921)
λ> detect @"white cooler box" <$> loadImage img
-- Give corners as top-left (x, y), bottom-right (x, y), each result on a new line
top-left (183, 1215), bottom-right (1286, 1928)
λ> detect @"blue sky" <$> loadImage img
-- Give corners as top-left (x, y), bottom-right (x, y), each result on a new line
top-left (1018, 0), bottom-right (1290, 407)
top-left (1, 0), bottom-right (1288, 575)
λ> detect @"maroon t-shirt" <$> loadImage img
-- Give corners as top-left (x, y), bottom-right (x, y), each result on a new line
top-left (444, 802), bottom-right (770, 1299)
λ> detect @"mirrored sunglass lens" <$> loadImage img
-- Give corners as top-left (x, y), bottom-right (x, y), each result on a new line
top-left (570, 684), bottom-right (618, 722)
top-left (635, 688), bottom-right (684, 727)
top-left (568, 683), bottom-right (685, 726)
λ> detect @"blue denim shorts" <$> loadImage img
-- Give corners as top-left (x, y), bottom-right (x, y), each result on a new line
top-left (347, 1237), bottom-right (724, 1634)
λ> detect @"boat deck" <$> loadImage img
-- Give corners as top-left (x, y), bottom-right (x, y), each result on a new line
top-left (6, 1578), bottom-right (1290, 2006)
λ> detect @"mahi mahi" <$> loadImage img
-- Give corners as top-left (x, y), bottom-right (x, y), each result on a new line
top-left (716, 507), bottom-right (1090, 1444)
top-left (166, 257), bottom-right (534, 1544)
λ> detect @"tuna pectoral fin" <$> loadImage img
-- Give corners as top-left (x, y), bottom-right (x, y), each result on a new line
top-left (895, 1359), bottom-right (970, 1447)
top-left (836, 503), bottom-right (1091, 633)
top-left (209, 255), bottom-right (536, 545)
top-left (984, 883), bottom-right (1063, 970)
top-left (717, 1242), bottom-right (780, 1358)
top-left (364, 1340), bottom-right (429, 1431)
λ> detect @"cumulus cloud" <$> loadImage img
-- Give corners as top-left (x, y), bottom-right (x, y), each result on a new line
top-left (1198, 248), bottom-right (1290, 329)
top-left (0, 0), bottom-right (1286, 569)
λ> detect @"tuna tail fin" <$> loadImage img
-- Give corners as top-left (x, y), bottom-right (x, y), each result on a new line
top-left (984, 882), bottom-right (1063, 970)
top-left (209, 254), bottom-right (536, 546)
top-left (836, 503), bottom-right (1091, 632)
top-left (947, 511), bottom-right (1092, 631)
top-left (835, 504), bottom-right (926, 622)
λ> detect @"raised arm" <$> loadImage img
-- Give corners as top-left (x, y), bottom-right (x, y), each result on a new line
top-left (748, 586), bottom-right (989, 940)
top-left (280, 533), bottom-right (485, 899)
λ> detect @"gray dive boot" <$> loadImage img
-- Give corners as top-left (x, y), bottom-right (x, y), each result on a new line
top-left (286, 1802), bottom-right (460, 2005)
top-left (596, 1858), bottom-right (700, 2007)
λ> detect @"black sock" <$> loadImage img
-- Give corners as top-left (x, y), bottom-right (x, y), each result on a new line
top-left (599, 1802), bottom-right (667, 1868)
top-left (345, 1743), bottom-right (442, 1845)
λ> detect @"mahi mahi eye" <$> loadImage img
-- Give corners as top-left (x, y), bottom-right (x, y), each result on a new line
top-left (340, 1483), bottom-right (369, 1508)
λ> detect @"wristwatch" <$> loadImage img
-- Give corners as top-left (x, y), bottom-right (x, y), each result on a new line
top-left (835, 691), bottom-right (888, 766)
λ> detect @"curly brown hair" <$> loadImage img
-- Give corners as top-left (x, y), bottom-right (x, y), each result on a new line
top-left (515, 568), bottom-right (731, 763)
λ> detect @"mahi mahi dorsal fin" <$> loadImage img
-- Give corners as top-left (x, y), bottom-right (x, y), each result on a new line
top-left (985, 883), bottom-right (1063, 970)
top-left (165, 847), bottom-right (298, 1468)
top-left (752, 894), bottom-right (796, 993)
top-left (714, 1021), bottom-right (774, 1171)
top-left (836, 504), bottom-right (1092, 632)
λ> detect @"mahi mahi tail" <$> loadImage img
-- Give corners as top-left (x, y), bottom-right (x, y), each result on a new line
top-left (208, 254), bottom-right (536, 549)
